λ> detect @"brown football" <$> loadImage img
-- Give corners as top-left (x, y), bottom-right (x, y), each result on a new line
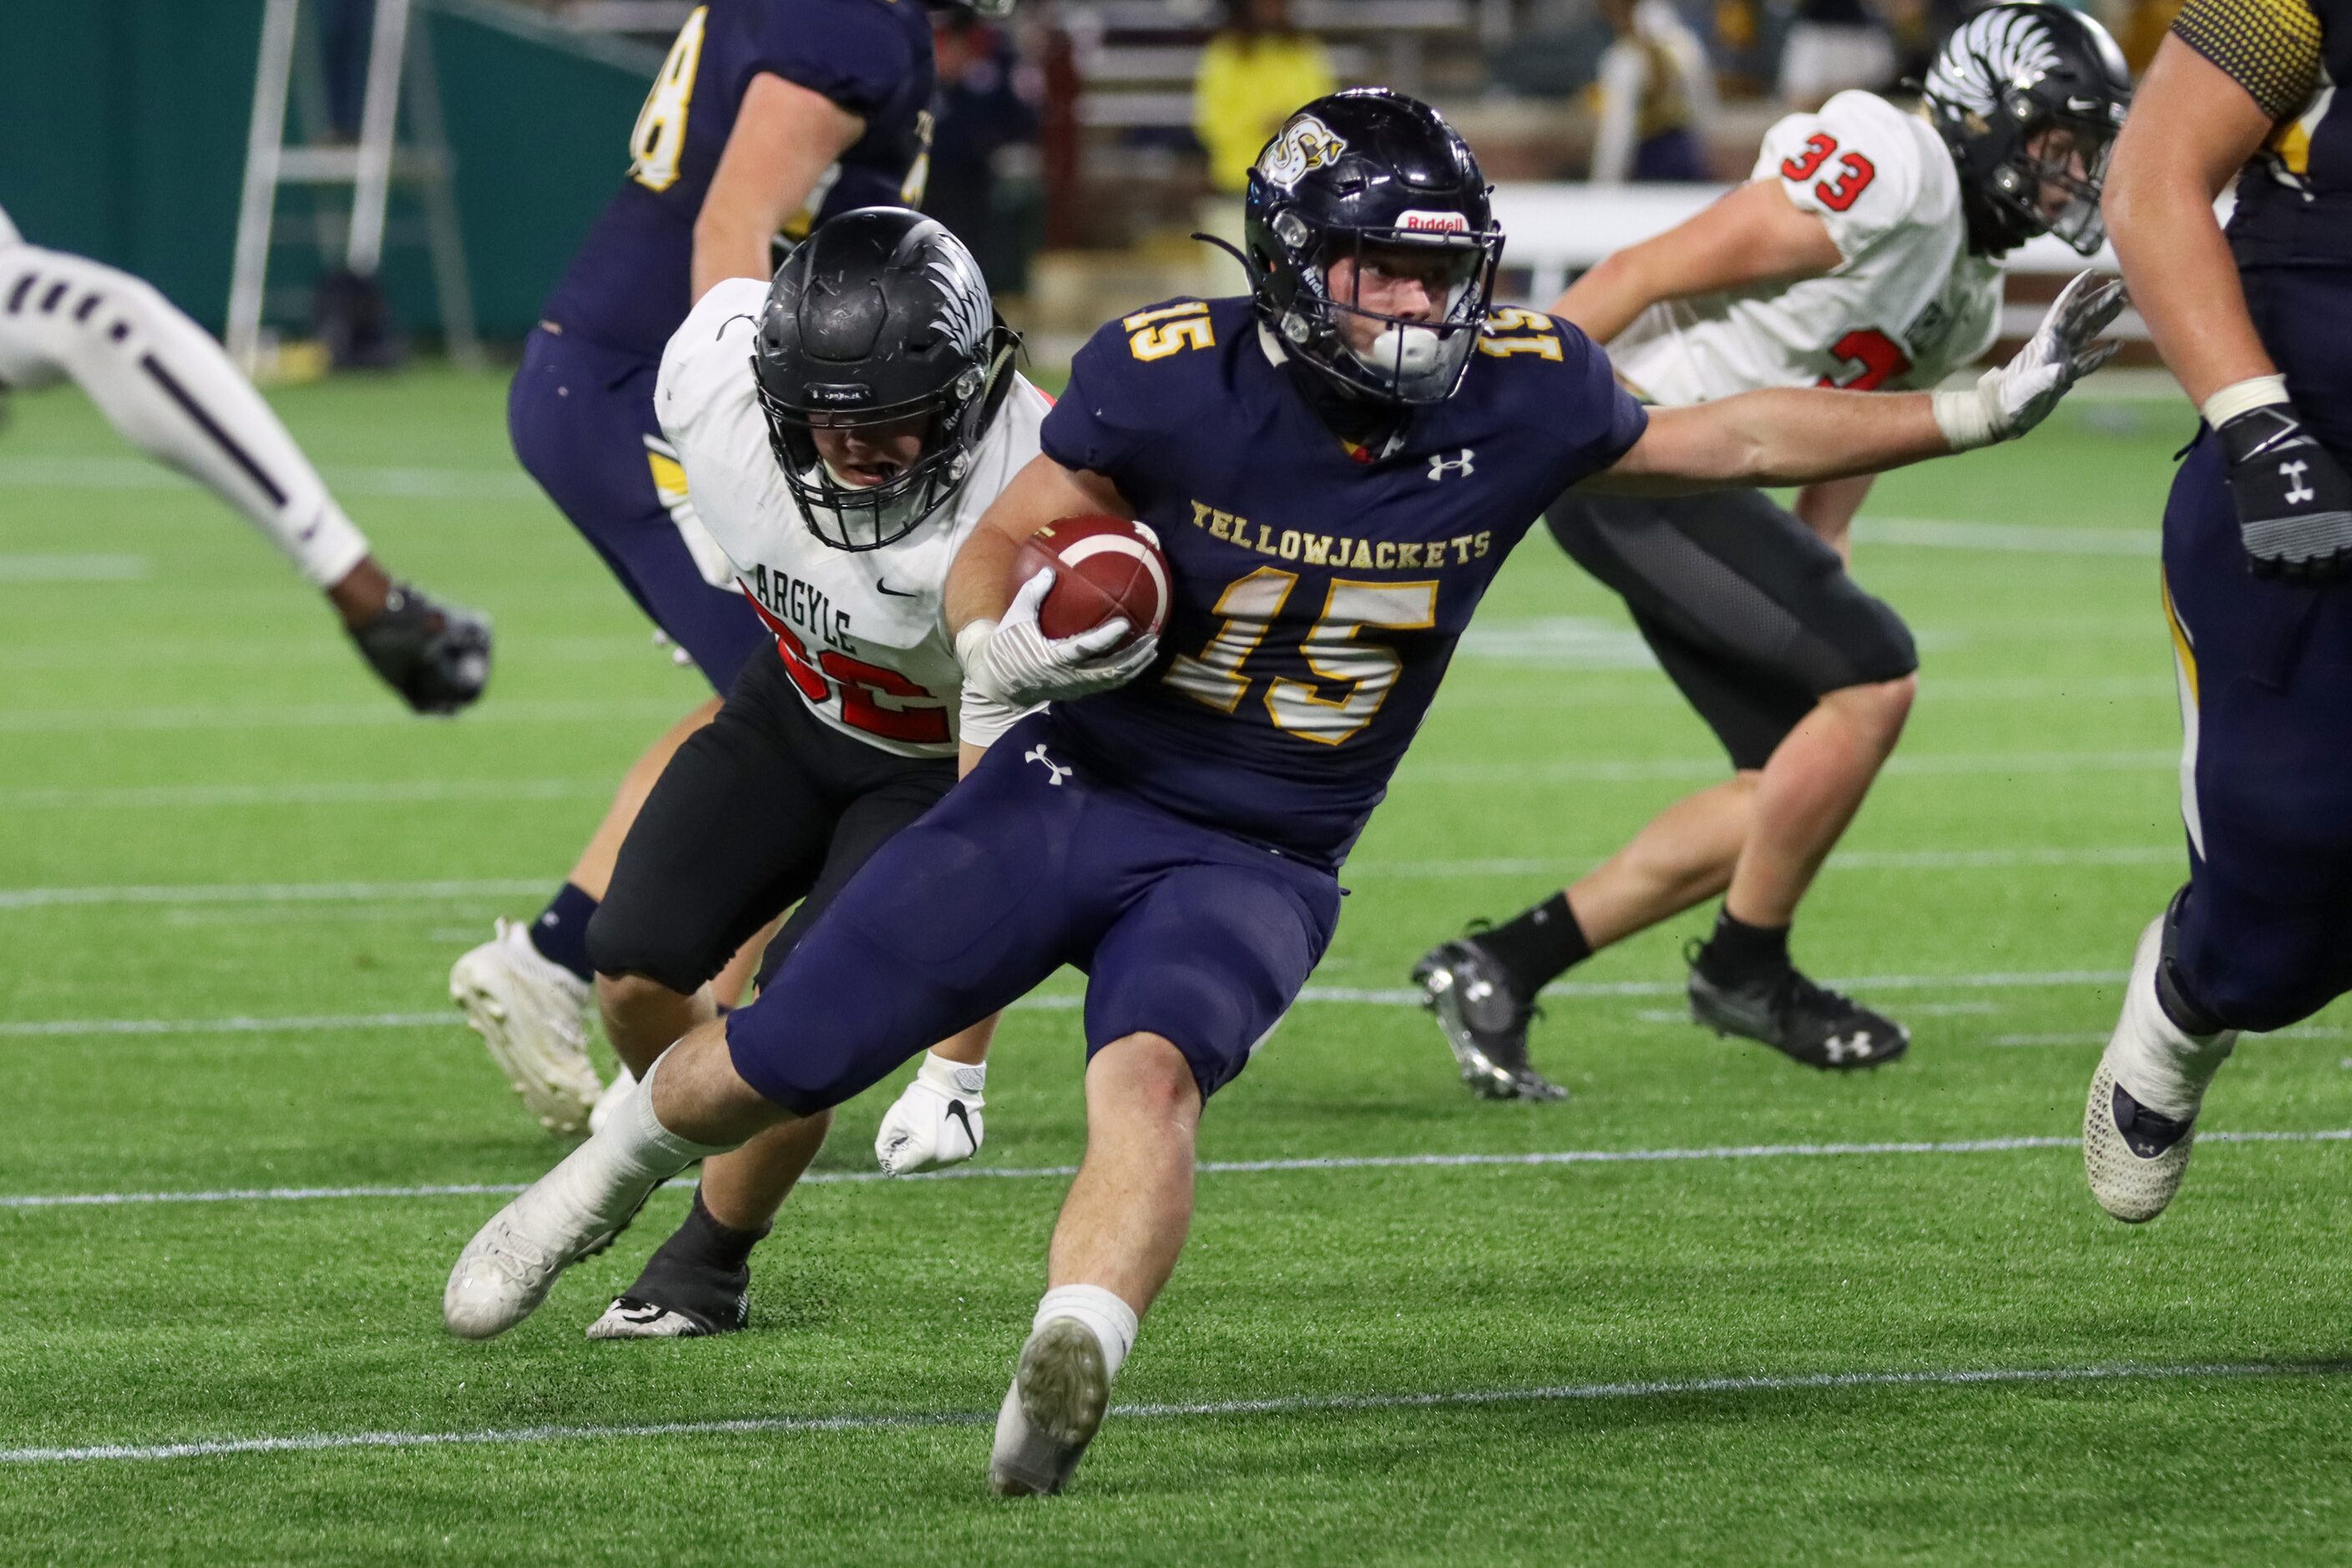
top-left (1011, 514), bottom-right (1171, 648)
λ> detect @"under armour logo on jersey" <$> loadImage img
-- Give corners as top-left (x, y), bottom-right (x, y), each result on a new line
top-left (1428, 448), bottom-right (1474, 482)
top-left (2284, 460), bottom-right (2317, 505)
top-left (1024, 744), bottom-right (1071, 787)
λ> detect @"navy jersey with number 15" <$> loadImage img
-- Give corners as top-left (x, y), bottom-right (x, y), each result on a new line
top-left (1040, 296), bottom-right (1647, 869)
top-left (542, 0), bottom-right (936, 361)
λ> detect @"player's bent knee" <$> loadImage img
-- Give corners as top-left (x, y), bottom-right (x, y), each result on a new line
top-left (1825, 671), bottom-right (1918, 748)
top-left (594, 969), bottom-right (689, 1021)
top-left (584, 901), bottom-right (714, 999)
top-left (1088, 1033), bottom-right (1202, 1119)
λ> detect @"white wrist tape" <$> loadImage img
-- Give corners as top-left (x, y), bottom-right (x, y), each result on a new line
top-left (2200, 374), bottom-right (2289, 429)
top-left (953, 618), bottom-right (999, 672)
top-left (916, 1050), bottom-right (986, 1101)
top-left (1931, 385), bottom-right (1998, 453)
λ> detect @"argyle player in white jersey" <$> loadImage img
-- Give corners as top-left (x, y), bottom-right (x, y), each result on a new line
top-left (1417, 4), bottom-right (2133, 1096)
top-left (0, 205), bottom-right (489, 711)
top-left (568, 209), bottom-right (1141, 1340)
top-left (1609, 88), bottom-right (2002, 407)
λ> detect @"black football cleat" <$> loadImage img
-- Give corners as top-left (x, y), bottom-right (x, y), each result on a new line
top-left (1686, 941), bottom-right (1909, 1070)
top-left (1411, 936), bottom-right (1568, 1101)
top-left (585, 1251), bottom-right (750, 1341)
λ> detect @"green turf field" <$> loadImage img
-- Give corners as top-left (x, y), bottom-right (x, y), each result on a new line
top-left (3, 367), bottom-right (2347, 1564)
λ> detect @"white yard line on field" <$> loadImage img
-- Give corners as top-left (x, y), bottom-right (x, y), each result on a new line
top-left (0, 878), bottom-right (547, 909)
top-left (0, 780), bottom-right (612, 810)
top-left (0, 554), bottom-right (149, 583)
top-left (0, 454), bottom-right (540, 501)
top-left (0, 698), bottom-right (699, 734)
top-left (1350, 846), bottom-right (2180, 878)
top-left (1865, 518), bottom-right (2156, 555)
top-left (3, 1128), bottom-right (2342, 1212)
top-left (0, 968), bottom-right (2140, 1038)
top-left (0, 1358), bottom-right (2342, 1465)
top-left (1399, 751), bottom-right (2177, 785)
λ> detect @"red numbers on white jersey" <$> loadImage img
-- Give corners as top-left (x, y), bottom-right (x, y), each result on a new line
top-left (747, 594), bottom-right (951, 746)
top-left (1778, 132), bottom-right (1877, 214)
top-left (1815, 327), bottom-right (1912, 392)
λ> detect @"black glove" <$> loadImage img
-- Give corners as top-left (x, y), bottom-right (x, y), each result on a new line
top-left (2216, 402), bottom-right (2352, 583)
top-left (349, 583), bottom-right (493, 714)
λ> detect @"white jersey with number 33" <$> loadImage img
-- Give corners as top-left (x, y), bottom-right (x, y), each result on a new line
top-left (1610, 90), bottom-right (2004, 404)
top-left (656, 276), bottom-right (1049, 757)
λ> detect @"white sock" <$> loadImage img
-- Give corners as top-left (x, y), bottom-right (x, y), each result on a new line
top-left (2110, 919), bottom-right (2238, 1121)
top-left (917, 1050), bottom-right (985, 1104)
top-left (589, 1053), bottom-right (733, 1186)
top-left (1034, 1284), bottom-right (1139, 1381)
top-left (0, 244), bottom-right (371, 587)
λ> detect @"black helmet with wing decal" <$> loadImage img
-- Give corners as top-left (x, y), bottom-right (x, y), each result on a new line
top-left (1922, 3), bottom-right (2132, 256)
top-left (752, 208), bottom-right (1017, 551)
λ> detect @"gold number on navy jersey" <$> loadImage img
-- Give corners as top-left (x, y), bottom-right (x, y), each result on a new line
top-left (1125, 301), bottom-right (1215, 361)
top-left (1477, 306), bottom-right (1562, 361)
top-left (630, 6), bottom-right (707, 193)
top-left (1166, 568), bottom-right (1438, 745)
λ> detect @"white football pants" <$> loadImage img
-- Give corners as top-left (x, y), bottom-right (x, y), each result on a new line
top-left (0, 235), bottom-right (370, 589)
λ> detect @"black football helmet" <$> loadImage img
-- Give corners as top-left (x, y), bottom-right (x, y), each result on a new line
top-left (1242, 89), bottom-right (1505, 407)
top-left (1921, 3), bottom-right (2132, 256)
top-left (752, 207), bottom-right (1017, 551)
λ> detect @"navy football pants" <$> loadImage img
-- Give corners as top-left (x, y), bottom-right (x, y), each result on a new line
top-left (508, 325), bottom-right (767, 690)
top-left (2165, 427), bottom-right (2352, 1032)
top-left (723, 712), bottom-right (1343, 1112)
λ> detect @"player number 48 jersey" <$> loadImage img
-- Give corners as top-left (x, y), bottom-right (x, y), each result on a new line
top-left (1610, 90), bottom-right (2004, 404)
top-left (655, 277), bottom-right (1050, 757)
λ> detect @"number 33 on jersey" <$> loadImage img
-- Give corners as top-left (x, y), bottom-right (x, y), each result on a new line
top-left (1610, 89), bottom-right (2006, 407)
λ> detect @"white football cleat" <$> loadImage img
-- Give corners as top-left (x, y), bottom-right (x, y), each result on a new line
top-left (874, 1054), bottom-right (985, 1176)
top-left (451, 918), bottom-right (603, 1134)
top-left (2083, 914), bottom-right (2238, 1223)
top-left (443, 1142), bottom-right (654, 1339)
top-left (588, 1065), bottom-right (639, 1137)
top-left (988, 1318), bottom-right (1110, 1497)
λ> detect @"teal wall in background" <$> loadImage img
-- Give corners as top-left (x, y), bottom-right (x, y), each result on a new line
top-left (0, 0), bottom-right (657, 341)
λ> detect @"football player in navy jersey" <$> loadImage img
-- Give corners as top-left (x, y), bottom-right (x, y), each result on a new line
top-left (443, 90), bottom-right (2122, 1494)
top-left (451, 0), bottom-right (1005, 1138)
top-left (2081, 0), bottom-right (2352, 1222)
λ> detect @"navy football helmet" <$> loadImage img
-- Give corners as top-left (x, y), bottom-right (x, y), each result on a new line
top-left (1922, 3), bottom-right (2132, 256)
top-left (1243, 89), bottom-right (1505, 407)
top-left (753, 208), bottom-right (1017, 551)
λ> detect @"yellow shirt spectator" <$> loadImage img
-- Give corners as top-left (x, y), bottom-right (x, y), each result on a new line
top-left (1194, 14), bottom-right (1338, 195)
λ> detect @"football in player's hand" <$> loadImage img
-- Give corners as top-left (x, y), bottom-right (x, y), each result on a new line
top-left (1014, 515), bottom-right (1170, 648)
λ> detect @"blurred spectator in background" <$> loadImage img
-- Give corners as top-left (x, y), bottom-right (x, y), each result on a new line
top-left (1589, 0), bottom-right (1718, 182)
top-left (1193, 0), bottom-right (1335, 236)
top-left (1777, 0), bottom-right (1895, 109)
top-left (930, 12), bottom-right (1043, 292)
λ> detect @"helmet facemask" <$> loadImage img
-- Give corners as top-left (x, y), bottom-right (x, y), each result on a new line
top-left (1267, 215), bottom-right (1500, 407)
top-left (758, 340), bottom-right (1012, 552)
top-left (1989, 107), bottom-right (2118, 255)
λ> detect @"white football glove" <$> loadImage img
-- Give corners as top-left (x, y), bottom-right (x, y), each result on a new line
top-left (955, 569), bottom-right (1160, 709)
top-left (875, 1053), bottom-right (986, 1176)
top-left (1932, 271), bottom-right (2127, 452)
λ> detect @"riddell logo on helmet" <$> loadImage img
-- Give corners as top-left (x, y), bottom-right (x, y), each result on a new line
top-left (1396, 210), bottom-right (1470, 235)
